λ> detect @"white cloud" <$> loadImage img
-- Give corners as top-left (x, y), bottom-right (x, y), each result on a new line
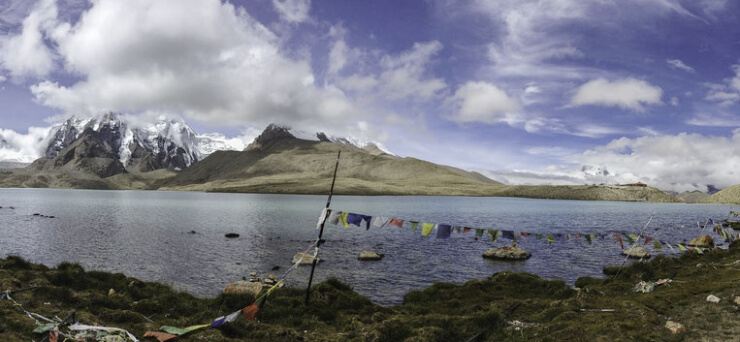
top-left (686, 111), bottom-right (740, 127)
top-left (0, 0), bottom-right (58, 79)
top-left (0, 126), bottom-right (53, 162)
top-left (670, 96), bottom-right (679, 106)
top-left (446, 81), bottom-right (519, 124)
top-left (569, 78), bottom-right (663, 112)
top-left (571, 132), bottom-right (740, 192)
top-left (271, 0), bottom-right (311, 24)
top-left (378, 41), bottom-right (447, 100)
top-left (23, 0), bottom-right (359, 129)
top-left (705, 64), bottom-right (740, 107)
top-left (666, 59), bottom-right (695, 73)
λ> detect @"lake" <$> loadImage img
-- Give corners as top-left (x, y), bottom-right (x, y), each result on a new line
top-left (0, 188), bottom-right (733, 305)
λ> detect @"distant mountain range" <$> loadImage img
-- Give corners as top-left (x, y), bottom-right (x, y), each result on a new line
top-left (1, 116), bottom-right (734, 203)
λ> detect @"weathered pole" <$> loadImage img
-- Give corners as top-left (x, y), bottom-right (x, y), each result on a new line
top-left (304, 151), bottom-right (341, 305)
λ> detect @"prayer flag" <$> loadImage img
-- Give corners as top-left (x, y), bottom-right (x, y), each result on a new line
top-left (677, 244), bottom-right (688, 252)
top-left (317, 208), bottom-right (329, 230)
top-left (452, 226), bottom-right (462, 234)
top-left (546, 234), bottom-right (554, 243)
top-left (328, 211), bottom-right (341, 225)
top-left (437, 224), bottom-right (452, 239)
top-left (339, 212), bottom-right (349, 228)
top-left (622, 234), bottom-right (635, 245)
top-left (409, 221), bottom-right (419, 231)
top-left (475, 229), bottom-right (485, 237)
top-left (210, 310), bottom-right (241, 328)
top-left (488, 230), bottom-right (499, 242)
top-left (585, 234), bottom-right (592, 244)
top-left (389, 219), bottom-right (404, 228)
top-left (653, 240), bottom-right (663, 250)
top-left (144, 332), bottom-right (178, 342)
top-left (644, 236), bottom-right (652, 245)
top-left (421, 223), bottom-right (435, 237)
top-left (346, 213), bottom-right (364, 227)
top-left (502, 230), bottom-right (515, 241)
top-left (614, 234), bottom-right (624, 249)
top-left (536, 233), bottom-right (543, 240)
top-left (242, 302), bottom-right (259, 321)
top-left (521, 232), bottom-right (530, 237)
top-left (463, 227), bottom-right (472, 233)
top-left (372, 217), bottom-right (389, 229)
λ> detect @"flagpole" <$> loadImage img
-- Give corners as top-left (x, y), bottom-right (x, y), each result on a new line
top-left (305, 151), bottom-right (341, 305)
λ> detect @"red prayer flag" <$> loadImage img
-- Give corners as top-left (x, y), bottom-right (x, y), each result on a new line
top-left (143, 331), bottom-right (178, 342)
top-left (644, 236), bottom-right (652, 245)
top-left (242, 302), bottom-right (259, 321)
top-left (49, 329), bottom-right (58, 342)
top-left (388, 219), bottom-right (404, 228)
top-left (614, 234), bottom-right (624, 249)
top-left (463, 227), bottom-right (472, 233)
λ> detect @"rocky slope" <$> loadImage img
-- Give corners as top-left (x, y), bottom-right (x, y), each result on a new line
top-left (700, 185), bottom-right (740, 205)
top-left (678, 190), bottom-right (710, 203)
top-left (494, 184), bottom-right (682, 203)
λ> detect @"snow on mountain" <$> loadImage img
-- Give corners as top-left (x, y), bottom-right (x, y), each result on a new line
top-left (41, 113), bottom-right (246, 171)
top-left (278, 126), bottom-right (396, 156)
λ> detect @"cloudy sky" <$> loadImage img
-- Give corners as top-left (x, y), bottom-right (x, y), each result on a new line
top-left (1, 0), bottom-right (739, 192)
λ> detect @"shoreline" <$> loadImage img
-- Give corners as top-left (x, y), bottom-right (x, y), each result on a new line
top-left (3, 244), bottom-right (740, 341)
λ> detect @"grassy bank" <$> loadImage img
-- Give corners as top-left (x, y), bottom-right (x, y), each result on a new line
top-left (3, 245), bottom-right (740, 341)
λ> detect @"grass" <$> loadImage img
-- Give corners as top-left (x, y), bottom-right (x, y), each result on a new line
top-left (4, 244), bottom-right (740, 341)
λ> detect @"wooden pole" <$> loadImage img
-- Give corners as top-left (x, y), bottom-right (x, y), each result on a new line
top-left (305, 151), bottom-right (341, 305)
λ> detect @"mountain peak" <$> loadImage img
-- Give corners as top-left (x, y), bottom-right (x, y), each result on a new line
top-left (246, 123), bottom-right (396, 156)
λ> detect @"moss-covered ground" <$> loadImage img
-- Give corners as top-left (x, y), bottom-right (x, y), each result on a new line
top-left (3, 243), bottom-right (740, 342)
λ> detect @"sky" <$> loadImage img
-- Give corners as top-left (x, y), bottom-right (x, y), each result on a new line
top-left (0, 0), bottom-right (739, 192)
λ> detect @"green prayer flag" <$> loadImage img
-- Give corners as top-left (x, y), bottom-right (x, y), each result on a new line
top-left (33, 323), bottom-right (58, 334)
top-left (409, 221), bottom-right (419, 231)
top-left (475, 229), bottom-right (484, 237)
top-left (622, 234), bottom-right (635, 245)
top-left (536, 233), bottom-right (543, 240)
top-left (653, 240), bottom-right (663, 250)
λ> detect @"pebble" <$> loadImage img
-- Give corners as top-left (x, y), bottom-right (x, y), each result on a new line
top-left (706, 294), bottom-right (720, 303)
top-left (665, 321), bottom-right (686, 334)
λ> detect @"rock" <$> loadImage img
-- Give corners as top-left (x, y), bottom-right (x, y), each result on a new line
top-left (293, 252), bottom-right (319, 265)
top-left (688, 235), bottom-right (714, 248)
top-left (358, 251), bottom-right (384, 261)
top-left (108, 288), bottom-right (116, 296)
top-left (225, 233), bottom-right (240, 238)
top-left (223, 281), bottom-right (262, 296)
top-left (33, 213), bottom-right (40, 216)
top-left (733, 296), bottom-right (740, 306)
top-left (482, 246), bottom-right (531, 260)
top-left (621, 246), bottom-right (650, 259)
top-left (263, 274), bottom-right (277, 285)
top-left (706, 294), bottom-right (721, 303)
top-left (665, 321), bottom-right (686, 334)
top-left (187, 230), bottom-right (197, 234)
top-left (271, 265), bottom-right (280, 271)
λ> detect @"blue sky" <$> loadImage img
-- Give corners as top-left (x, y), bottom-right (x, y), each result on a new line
top-left (1, 0), bottom-right (739, 191)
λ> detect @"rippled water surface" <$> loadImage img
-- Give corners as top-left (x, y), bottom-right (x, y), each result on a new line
top-left (0, 188), bottom-right (733, 305)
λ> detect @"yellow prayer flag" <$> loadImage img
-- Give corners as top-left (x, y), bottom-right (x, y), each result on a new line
top-left (339, 212), bottom-right (349, 228)
top-left (421, 223), bottom-right (435, 237)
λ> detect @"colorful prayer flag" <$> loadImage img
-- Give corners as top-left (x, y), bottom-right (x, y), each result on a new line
top-left (546, 234), bottom-right (554, 243)
top-left (488, 230), bottom-right (499, 242)
top-left (388, 218), bottom-right (404, 228)
top-left (614, 234), bottom-right (624, 249)
top-left (421, 223), bottom-right (435, 237)
top-left (475, 229), bottom-right (485, 237)
top-left (409, 221), bottom-right (419, 231)
top-left (436, 224), bottom-right (452, 239)
top-left (339, 212), bottom-right (349, 228)
top-left (653, 240), bottom-right (663, 250)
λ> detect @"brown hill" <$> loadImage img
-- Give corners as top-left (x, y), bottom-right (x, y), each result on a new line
top-left (160, 125), bottom-right (502, 196)
top-left (678, 190), bottom-right (710, 203)
top-left (701, 185), bottom-right (740, 205)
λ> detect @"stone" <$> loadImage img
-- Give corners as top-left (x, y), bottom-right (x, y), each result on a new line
top-left (665, 321), bottom-right (686, 334)
top-left (293, 252), bottom-right (319, 265)
top-left (688, 235), bottom-right (714, 248)
top-left (621, 246), bottom-right (650, 259)
top-left (358, 251), bottom-right (384, 261)
top-left (225, 233), bottom-right (240, 238)
top-left (223, 281), bottom-right (262, 296)
top-left (733, 296), bottom-right (740, 306)
top-left (108, 288), bottom-right (116, 296)
top-left (482, 246), bottom-right (531, 260)
top-left (706, 294), bottom-right (721, 303)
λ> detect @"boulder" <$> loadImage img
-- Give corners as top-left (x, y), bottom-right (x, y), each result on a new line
top-left (293, 252), bottom-right (319, 265)
top-left (482, 246), bottom-right (531, 260)
top-left (665, 321), bottom-right (686, 334)
top-left (358, 251), bottom-right (384, 261)
top-left (688, 235), bottom-right (714, 248)
top-left (223, 281), bottom-right (262, 296)
top-left (621, 246), bottom-right (650, 259)
top-left (225, 233), bottom-right (240, 238)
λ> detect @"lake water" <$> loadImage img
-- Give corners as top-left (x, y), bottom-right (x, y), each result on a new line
top-left (0, 188), bottom-right (734, 305)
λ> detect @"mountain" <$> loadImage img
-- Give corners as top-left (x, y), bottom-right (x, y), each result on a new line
top-left (677, 190), bottom-right (710, 203)
top-left (160, 124), bottom-right (501, 195)
top-left (40, 113), bottom-right (244, 173)
top-left (30, 128), bottom-right (127, 178)
top-left (700, 185), bottom-right (740, 205)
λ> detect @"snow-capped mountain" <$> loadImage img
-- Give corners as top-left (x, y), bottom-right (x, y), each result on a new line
top-left (262, 125), bottom-right (396, 156)
top-left (42, 113), bottom-right (245, 172)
